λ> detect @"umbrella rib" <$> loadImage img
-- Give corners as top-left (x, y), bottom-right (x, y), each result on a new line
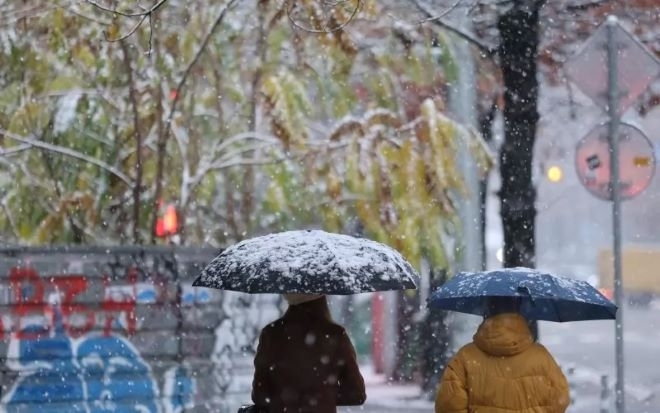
top-left (550, 297), bottom-right (563, 322)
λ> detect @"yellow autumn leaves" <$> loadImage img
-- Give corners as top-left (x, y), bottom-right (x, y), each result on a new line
top-left (262, 94), bottom-right (493, 270)
top-left (0, 0), bottom-right (494, 264)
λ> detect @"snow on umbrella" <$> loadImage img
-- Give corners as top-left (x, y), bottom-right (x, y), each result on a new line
top-left (192, 229), bottom-right (420, 294)
top-left (428, 267), bottom-right (617, 322)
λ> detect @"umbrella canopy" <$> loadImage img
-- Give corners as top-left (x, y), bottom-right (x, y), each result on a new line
top-left (193, 229), bottom-right (420, 294)
top-left (428, 267), bottom-right (617, 322)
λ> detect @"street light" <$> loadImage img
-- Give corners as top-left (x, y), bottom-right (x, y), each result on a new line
top-left (546, 165), bottom-right (563, 183)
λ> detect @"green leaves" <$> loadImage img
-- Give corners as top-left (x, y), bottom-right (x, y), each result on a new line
top-left (0, 0), bottom-right (491, 261)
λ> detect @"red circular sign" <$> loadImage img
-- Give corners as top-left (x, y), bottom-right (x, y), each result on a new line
top-left (575, 122), bottom-right (655, 201)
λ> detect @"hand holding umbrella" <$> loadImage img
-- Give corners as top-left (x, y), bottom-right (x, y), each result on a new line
top-left (193, 229), bottom-right (420, 413)
top-left (430, 267), bottom-right (615, 413)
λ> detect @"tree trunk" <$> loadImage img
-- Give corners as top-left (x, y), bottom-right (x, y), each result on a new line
top-left (394, 289), bottom-right (419, 382)
top-left (120, 40), bottom-right (143, 245)
top-left (478, 103), bottom-right (497, 271)
top-left (497, 3), bottom-right (543, 340)
top-left (419, 268), bottom-right (451, 399)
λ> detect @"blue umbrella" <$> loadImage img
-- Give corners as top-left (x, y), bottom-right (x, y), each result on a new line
top-left (428, 267), bottom-right (617, 322)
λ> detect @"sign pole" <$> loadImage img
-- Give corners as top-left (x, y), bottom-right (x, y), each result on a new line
top-left (606, 16), bottom-right (624, 413)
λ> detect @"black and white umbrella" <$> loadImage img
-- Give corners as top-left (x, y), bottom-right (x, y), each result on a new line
top-left (192, 229), bottom-right (420, 294)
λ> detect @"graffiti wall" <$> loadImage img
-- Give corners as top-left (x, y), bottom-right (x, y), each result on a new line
top-left (0, 247), bottom-right (281, 413)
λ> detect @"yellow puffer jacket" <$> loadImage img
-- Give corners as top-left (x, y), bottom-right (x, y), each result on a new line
top-left (435, 313), bottom-right (570, 413)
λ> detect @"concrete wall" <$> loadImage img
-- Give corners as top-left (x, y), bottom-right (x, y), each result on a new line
top-left (0, 247), bottom-right (280, 413)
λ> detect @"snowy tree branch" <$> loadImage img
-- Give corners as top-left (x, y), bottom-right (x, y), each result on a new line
top-left (184, 132), bottom-right (284, 205)
top-left (564, 0), bottom-right (612, 11)
top-left (87, 0), bottom-right (169, 49)
top-left (119, 38), bottom-right (145, 244)
top-left (86, 0), bottom-right (170, 18)
top-left (0, 129), bottom-right (133, 186)
top-left (164, 0), bottom-right (240, 129)
top-left (412, 0), bottom-right (497, 57)
top-left (418, 0), bottom-right (463, 23)
top-left (211, 132), bottom-right (281, 156)
top-left (287, 0), bottom-right (362, 33)
top-left (169, 118), bottom-right (191, 185)
top-left (150, 0), bottom-right (240, 237)
top-left (209, 143), bottom-right (279, 169)
top-left (0, 144), bottom-right (31, 157)
top-left (0, 4), bottom-right (51, 27)
top-left (0, 196), bottom-right (20, 240)
top-left (208, 157), bottom-right (287, 171)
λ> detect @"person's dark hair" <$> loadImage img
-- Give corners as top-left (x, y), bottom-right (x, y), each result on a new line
top-left (288, 295), bottom-right (334, 322)
top-left (483, 296), bottom-right (522, 318)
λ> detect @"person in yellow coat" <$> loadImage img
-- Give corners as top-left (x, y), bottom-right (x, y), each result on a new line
top-left (435, 297), bottom-right (570, 413)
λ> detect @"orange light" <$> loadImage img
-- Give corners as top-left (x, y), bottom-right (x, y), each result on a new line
top-left (163, 205), bottom-right (178, 234)
top-left (155, 219), bottom-right (166, 237)
top-left (155, 204), bottom-right (179, 238)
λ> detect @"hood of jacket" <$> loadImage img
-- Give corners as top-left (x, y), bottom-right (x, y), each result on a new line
top-left (473, 312), bottom-right (534, 357)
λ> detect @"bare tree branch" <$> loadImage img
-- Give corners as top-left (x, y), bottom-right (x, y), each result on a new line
top-left (87, 0), bottom-right (169, 18)
top-left (413, 0), bottom-right (497, 57)
top-left (418, 0), bottom-right (463, 23)
top-left (560, 67), bottom-right (578, 120)
top-left (287, 0), bottom-right (362, 33)
top-left (565, 0), bottom-right (612, 12)
top-left (0, 199), bottom-right (20, 240)
top-left (0, 1), bottom-right (69, 27)
top-left (87, 0), bottom-right (169, 49)
top-left (0, 129), bottom-right (133, 185)
top-left (105, 14), bottom-right (148, 42)
top-left (211, 132), bottom-right (281, 155)
top-left (184, 132), bottom-right (283, 206)
top-left (0, 144), bottom-right (31, 157)
top-left (208, 157), bottom-right (288, 171)
top-left (119, 39), bottom-right (144, 244)
top-left (60, 2), bottom-right (112, 25)
top-left (163, 0), bottom-right (241, 148)
top-left (150, 0), bottom-right (240, 239)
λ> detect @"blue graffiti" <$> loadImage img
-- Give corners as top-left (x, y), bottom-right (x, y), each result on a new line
top-left (163, 366), bottom-right (195, 413)
top-left (180, 289), bottom-right (210, 305)
top-left (136, 289), bottom-right (157, 303)
top-left (134, 286), bottom-right (210, 306)
top-left (3, 309), bottom-right (194, 413)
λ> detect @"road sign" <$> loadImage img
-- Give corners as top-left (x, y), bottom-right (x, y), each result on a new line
top-left (565, 16), bottom-right (660, 413)
top-left (575, 122), bottom-right (655, 201)
top-left (565, 21), bottom-right (660, 115)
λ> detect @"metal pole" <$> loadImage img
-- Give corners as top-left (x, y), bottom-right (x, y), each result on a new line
top-left (606, 15), bottom-right (625, 413)
top-left (449, 15), bottom-right (482, 273)
top-left (601, 375), bottom-right (612, 413)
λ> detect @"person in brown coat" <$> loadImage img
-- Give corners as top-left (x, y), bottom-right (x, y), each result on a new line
top-left (251, 294), bottom-right (366, 412)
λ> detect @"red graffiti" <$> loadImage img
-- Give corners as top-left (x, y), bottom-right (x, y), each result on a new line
top-left (5, 267), bottom-right (139, 340)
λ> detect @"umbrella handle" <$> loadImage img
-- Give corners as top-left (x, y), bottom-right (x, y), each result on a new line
top-left (517, 285), bottom-right (535, 305)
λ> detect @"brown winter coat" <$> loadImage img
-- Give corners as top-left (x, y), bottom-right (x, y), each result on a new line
top-left (251, 297), bottom-right (366, 413)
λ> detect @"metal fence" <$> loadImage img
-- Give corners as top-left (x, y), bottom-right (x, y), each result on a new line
top-left (0, 246), bottom-right (280, 413)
